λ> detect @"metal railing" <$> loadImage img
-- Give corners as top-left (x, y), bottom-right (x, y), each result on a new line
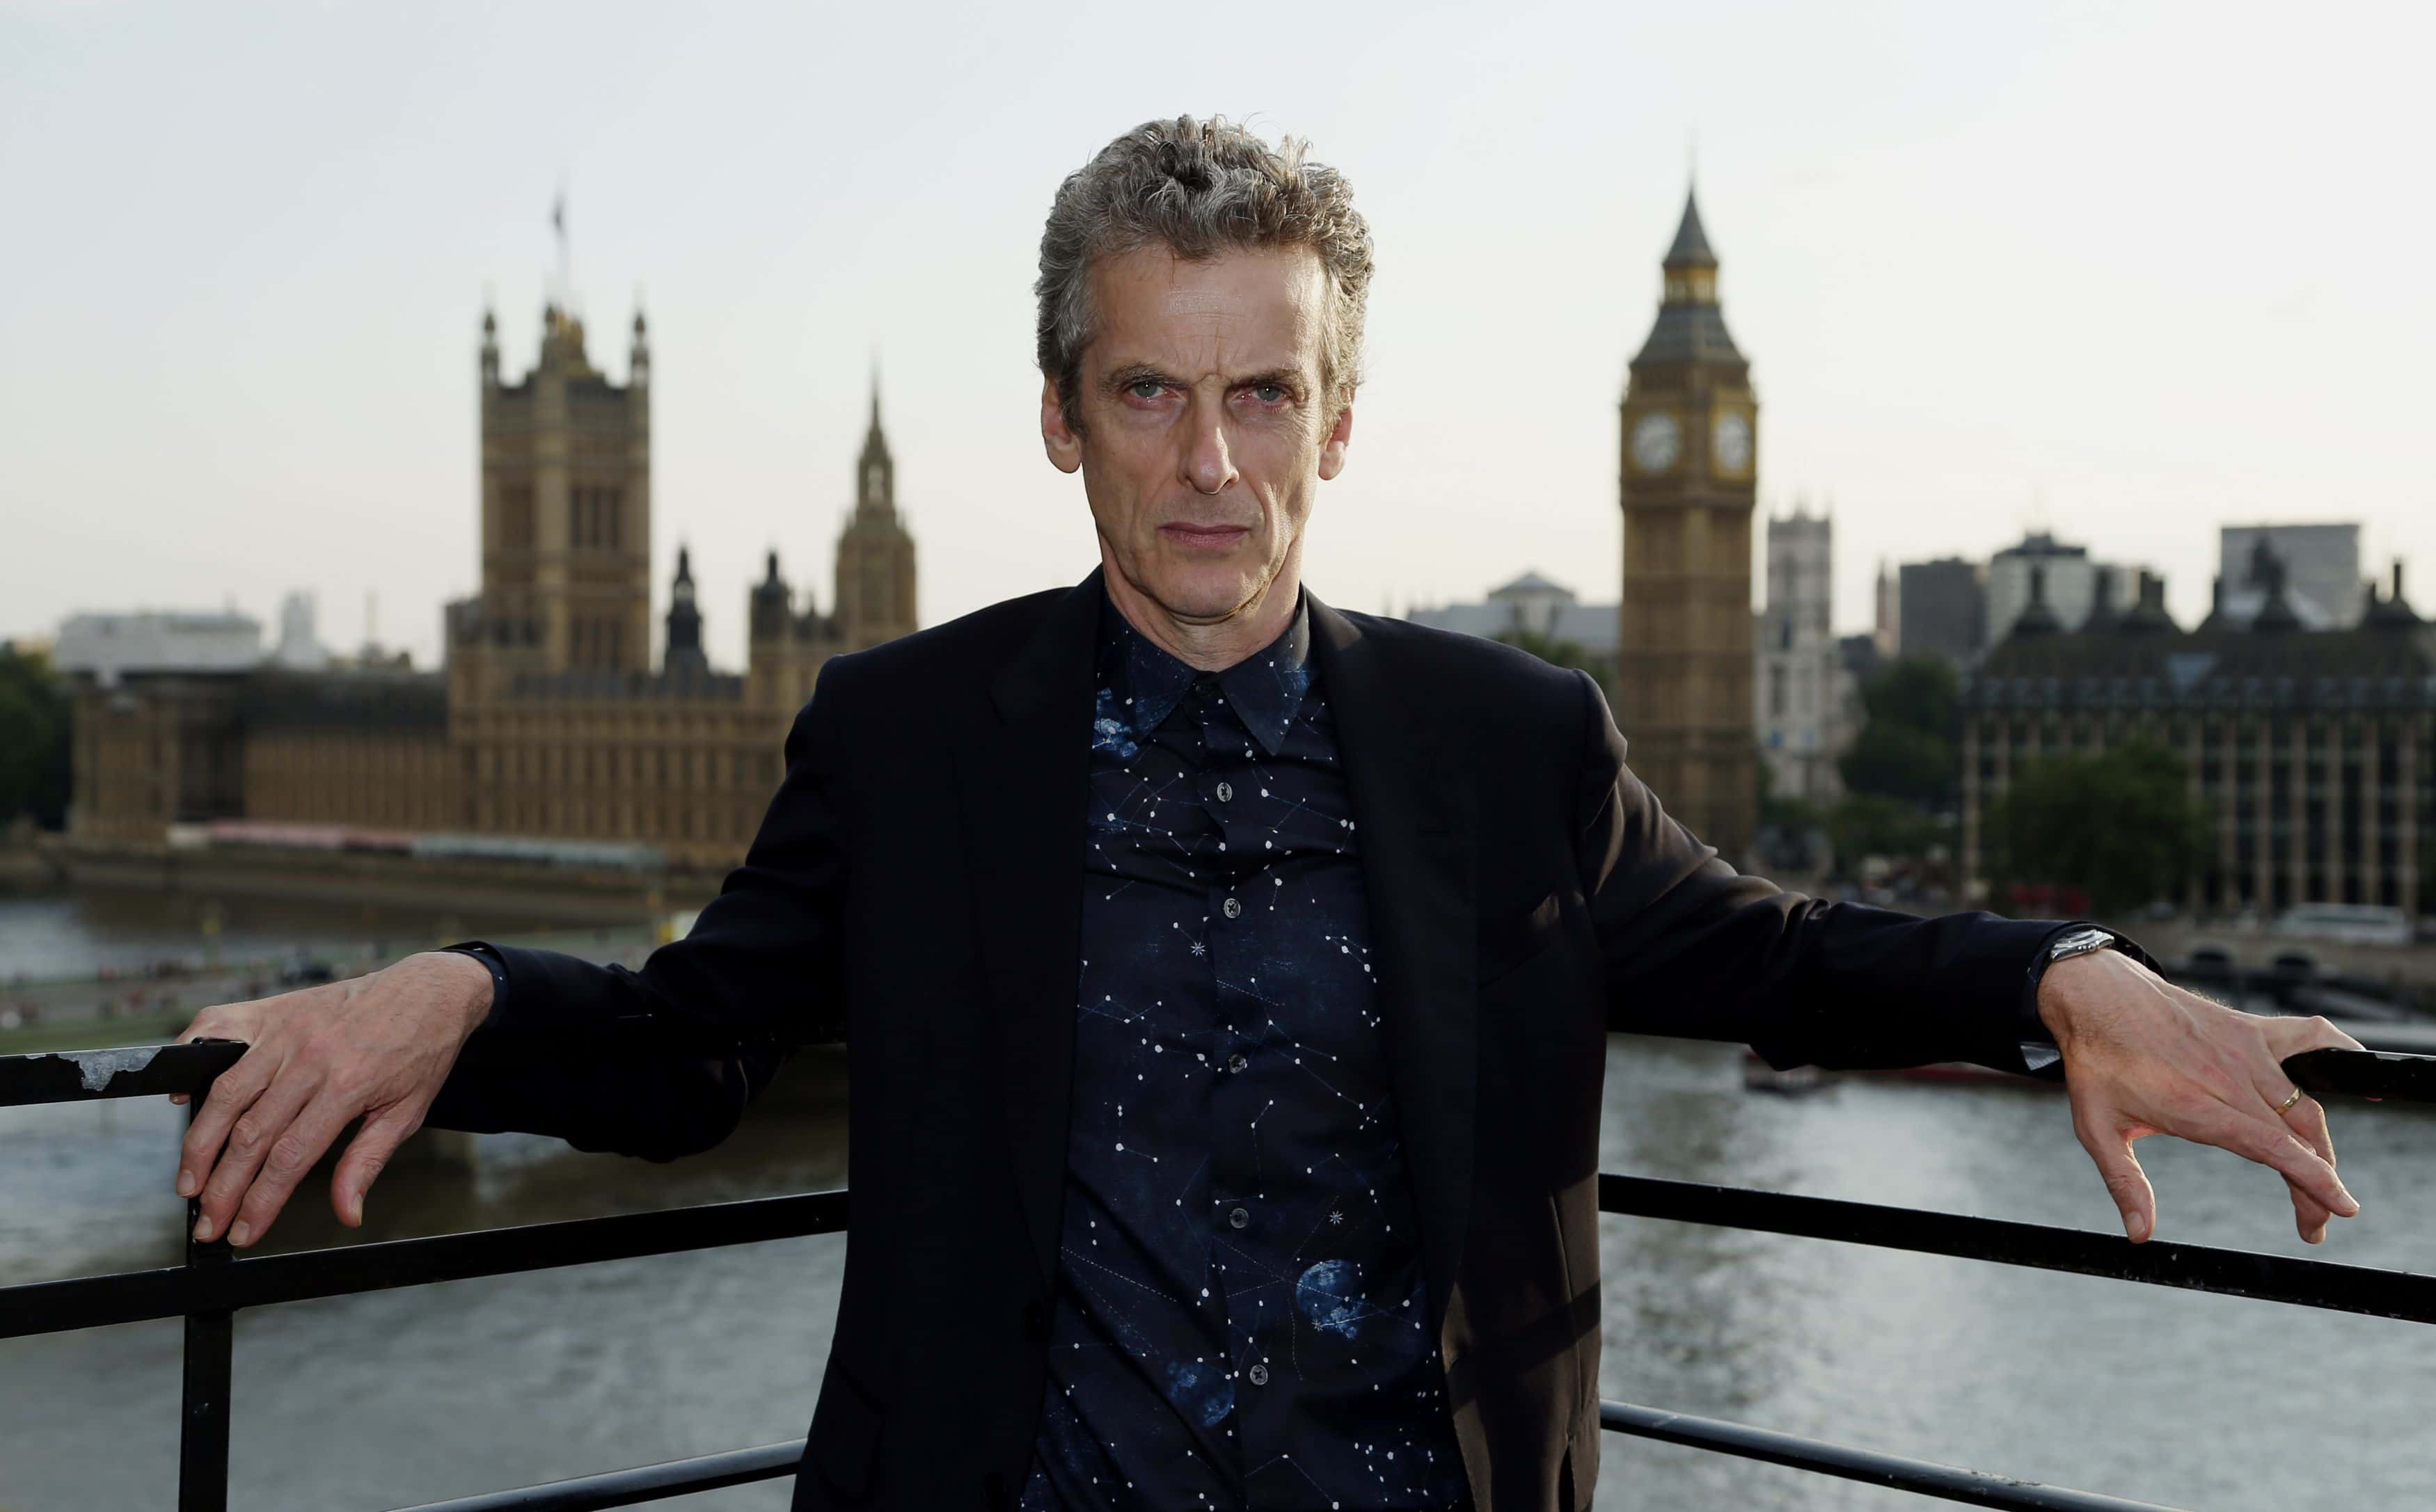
top-left (3, 1040), bottom-right (2428, 1512)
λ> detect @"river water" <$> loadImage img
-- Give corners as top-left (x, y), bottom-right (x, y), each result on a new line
top-left (3, 893), bottom-right (2433, 1511)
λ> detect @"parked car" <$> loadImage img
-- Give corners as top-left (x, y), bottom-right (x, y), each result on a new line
top-left (2272, 903), bottom-right (2412, 947)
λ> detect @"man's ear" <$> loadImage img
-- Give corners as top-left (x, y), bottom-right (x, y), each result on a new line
top-left (1041, 376), bottom-right (1083, 475)
top-left (1316, 390), bottom-right (1355, 481)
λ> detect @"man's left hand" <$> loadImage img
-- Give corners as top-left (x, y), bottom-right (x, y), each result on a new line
top-left (2038, 948), bottom-right (2364, 1245)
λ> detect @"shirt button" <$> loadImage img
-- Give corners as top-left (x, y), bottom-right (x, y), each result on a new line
top-left (1228, 1052), bottom-right (1249, 1074)
top-left (1222, 897), bottom-right (1242, 919)
top-left (1247, 1362), bottom-right (1270, 1387)
top-left (1228, 1206), bottom-right (1250, 1230)
top-left (1215, 781), bottom-right (1234, 803)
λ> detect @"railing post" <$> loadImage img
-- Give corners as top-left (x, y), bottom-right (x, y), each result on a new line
top-left (179, 1099), bottom-right (234, 1512)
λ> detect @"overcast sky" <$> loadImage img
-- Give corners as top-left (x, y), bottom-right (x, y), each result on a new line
top-left (5, 1), bottom-right (2430, 671)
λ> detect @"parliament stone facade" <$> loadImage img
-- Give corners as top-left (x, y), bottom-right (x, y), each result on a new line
top-left (1961, 562), bottom-right (2430, 917)
top-left (69, 303), bottom-right (918, 870)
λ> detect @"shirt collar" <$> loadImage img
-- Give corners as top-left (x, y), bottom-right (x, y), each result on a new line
top-left (1096, 590), bottom-right (1314, 756)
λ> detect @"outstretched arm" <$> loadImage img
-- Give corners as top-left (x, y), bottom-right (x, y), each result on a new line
top-left (1572, 670), bottom-right (2363, 1243)
top-left (1576, 671), bottom-right (2060, 1073)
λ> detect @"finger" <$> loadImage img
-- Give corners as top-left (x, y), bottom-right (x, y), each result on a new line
top-left (226, 1093), bottom-right (359, 1248)
top-left (2282, 1092), bottom-right (2338, 1171)
top-left (2074, 1108), bottom-right (2157, 1242)
top-left (2285, 1176), bottom-right (2332, 1244)
top-left (331, 1101), bottom-right (426, 1228)
top-left (2190, 1103), bottom-right (2359, 1221)
top-left (193, 1070), bottom-right (318, 1243)
top-left (2261, 1011), bottom-right (2368, 1060)
top-left (2277, 1094), bottom-right (2339, 1243)
top-left (177, 1049), bottom-right (272, 1200)
top-left (168, 1008), bottom-right (231, 1108)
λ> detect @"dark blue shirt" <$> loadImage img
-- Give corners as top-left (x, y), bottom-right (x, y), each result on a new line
top-left (1018, 596), bottom-right (1467, 1511)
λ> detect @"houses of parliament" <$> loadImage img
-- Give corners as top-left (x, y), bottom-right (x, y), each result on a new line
top-left (68, 301), bottom-right (918, 870)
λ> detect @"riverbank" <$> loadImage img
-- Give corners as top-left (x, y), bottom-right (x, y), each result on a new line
top-left (0, 912), bottom-right (661, 1045)
top-left (2102, 914), bottom-right (2436, 996)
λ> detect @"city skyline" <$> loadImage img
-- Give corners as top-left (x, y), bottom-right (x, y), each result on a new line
top-left (6, 2), bottom-right (2431, 671)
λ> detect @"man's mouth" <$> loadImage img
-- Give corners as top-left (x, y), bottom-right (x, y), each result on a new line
top-left (1159, 522), bottom-right (1252, 549)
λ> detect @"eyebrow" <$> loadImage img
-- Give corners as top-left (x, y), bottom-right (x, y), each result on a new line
top-left (1102, 363), bottom-right (1307, 395)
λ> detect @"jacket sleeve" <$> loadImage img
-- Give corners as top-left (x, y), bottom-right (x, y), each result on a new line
top-left (422, 664), bottom-right (853, 1159)
top-left (1569, 671), bottom-right (2062, 1074)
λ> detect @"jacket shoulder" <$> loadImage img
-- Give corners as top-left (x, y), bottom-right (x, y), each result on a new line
top-left (805, 584), bottom-right (1073, 713)
top-left (1331, 607), bottom-right (1594, 737)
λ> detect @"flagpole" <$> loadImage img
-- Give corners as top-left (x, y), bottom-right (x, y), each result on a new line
top-left (551, 185), bottom-right (572, 317)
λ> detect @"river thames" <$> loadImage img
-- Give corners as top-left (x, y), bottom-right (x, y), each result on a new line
top-left (3, 891), bottom-right (2433, 1510)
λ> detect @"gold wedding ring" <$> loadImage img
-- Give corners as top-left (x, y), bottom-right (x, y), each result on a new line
top-left (2272, 1086), bottom-right (2304, 1115)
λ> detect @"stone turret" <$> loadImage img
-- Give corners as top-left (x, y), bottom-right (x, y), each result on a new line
top-left (664, 545), bottom-right (708, 677)
top-left (832, 375), bottom-right (920, 652)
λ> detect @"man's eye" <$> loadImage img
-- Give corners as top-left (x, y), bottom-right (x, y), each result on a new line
top-left (1250, 384), bottom-right (1288, 404)
top-left (1128, 380), bottom-right (1164, 400)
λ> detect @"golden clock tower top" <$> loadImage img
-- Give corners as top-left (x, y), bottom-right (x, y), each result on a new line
top-left (1634, 188), bottom-right (1746, 369)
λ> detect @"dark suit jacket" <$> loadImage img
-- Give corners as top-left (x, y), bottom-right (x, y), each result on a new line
top-left (429, 570), bottom-right (2067, 1512)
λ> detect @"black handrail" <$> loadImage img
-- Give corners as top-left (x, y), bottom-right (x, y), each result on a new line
top-left (0, 1191), bottom-right (851, 1339)
top-left (383, 1440), bottom-right (808, 1512)
top-left (1596, 1401), bottom-right (2187, 1512)
top-left (1597, 1174), bottom-right (2436, 1324)
top-left (6, 1037), bottom-right (2428, 1510)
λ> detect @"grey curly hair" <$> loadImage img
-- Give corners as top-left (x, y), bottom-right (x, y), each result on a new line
top-left (1034, 115), bottom-right (1375, 436)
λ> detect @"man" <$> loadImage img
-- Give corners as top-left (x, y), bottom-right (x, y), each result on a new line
top-left (171, 118), bottom-right (2361, 1511)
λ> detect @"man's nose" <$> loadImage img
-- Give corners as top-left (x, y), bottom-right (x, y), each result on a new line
top-left (1180, 403), bottom-right (1236, 495)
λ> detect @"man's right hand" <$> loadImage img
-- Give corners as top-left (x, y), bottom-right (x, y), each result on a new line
top-left (170, 950), bottom-right (496, 1249)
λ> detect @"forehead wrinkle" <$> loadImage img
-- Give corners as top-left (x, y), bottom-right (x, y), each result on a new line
top-left (1091, 246), bottom-right (1327, 385)
top-left (1160, 288), bottom-right (1235, 317)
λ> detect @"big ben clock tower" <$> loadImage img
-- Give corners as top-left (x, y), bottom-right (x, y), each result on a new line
top-left (1618, 187), bottom-right (1759, 865)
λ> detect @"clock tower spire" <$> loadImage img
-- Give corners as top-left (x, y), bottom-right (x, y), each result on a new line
top-left (1618, 185), bottom-right (1760, 864)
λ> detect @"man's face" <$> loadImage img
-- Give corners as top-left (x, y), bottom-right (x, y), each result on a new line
top-left (1042, 244), bottom-right (1352, 626)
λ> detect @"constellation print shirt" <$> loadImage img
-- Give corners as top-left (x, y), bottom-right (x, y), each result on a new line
top-left (1018, 594), bottom-right (1468, 1511)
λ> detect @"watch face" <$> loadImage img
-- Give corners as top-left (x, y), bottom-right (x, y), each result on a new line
top-left (1714, 412), bottom-right (1753, 472)
top-left (1630, 412), bottom-right (1680, 472)
top-left (2050, 927), bottom-right (2113, 960)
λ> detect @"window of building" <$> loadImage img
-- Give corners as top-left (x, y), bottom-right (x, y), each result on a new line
top-left (503, 484), bottom-right (536, 552)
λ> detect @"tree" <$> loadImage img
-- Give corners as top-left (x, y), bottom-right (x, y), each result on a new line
top-left (1838, 657), bottom-right (1961, 807)
top-left (1824, 793), bottom-right (1945, 870)
top-left (1982, 740), bottom-right (2212, 919)
top-left (0, 643), bottom-right (71, 830)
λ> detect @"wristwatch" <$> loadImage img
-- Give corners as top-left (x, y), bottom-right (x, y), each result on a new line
top-left (2046, 926), bottom-right (2117, 967)
top-left (2016, 925), bottom-right (2122, 1074)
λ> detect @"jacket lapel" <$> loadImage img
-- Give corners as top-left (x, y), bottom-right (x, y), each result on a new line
top-left (1307, 596), bottom-right (1479, 1332)
top-left (954, 571), bottom-right (1102, 1293)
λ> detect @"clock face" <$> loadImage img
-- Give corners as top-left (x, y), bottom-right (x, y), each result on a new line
top-left (1630, 412), bottom-right (1681, 472)
top-left (1714, 412), bottom-right (1753, 473)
